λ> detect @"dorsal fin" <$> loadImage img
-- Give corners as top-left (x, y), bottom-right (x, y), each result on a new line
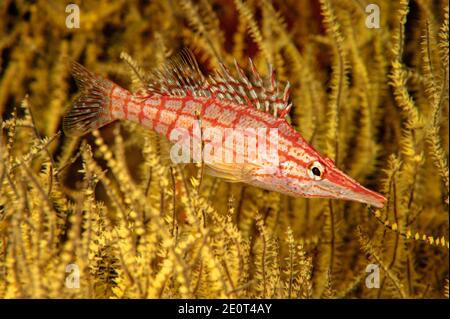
top-left (208, 59), bottom-right (292, 118)
top-left (135, 48), bottom-right (292, 119)
top-left (136, 49), bottom-right (209, 98)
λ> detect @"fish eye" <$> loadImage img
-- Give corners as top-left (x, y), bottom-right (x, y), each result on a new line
top-left (307, 161), bottom-right (325, 180)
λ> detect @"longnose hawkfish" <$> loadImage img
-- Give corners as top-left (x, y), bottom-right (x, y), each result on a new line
top-left (63, 49), bottom-right (386, 208)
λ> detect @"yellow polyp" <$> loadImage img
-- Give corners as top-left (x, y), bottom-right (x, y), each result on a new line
top-left (129, 211), bottom-right (138, 219)
top-left (104, 151), bottom-right (113, 161)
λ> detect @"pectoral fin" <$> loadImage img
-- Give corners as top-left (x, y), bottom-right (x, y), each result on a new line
top-left (204, 162), bottom-right (259, 183)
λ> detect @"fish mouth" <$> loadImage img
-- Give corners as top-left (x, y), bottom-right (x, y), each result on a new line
top-left (323, 168), bottom-right (387, 208)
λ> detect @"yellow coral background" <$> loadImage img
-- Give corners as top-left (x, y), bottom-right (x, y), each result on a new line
top-left (0, 0), bottom-right (448, 298)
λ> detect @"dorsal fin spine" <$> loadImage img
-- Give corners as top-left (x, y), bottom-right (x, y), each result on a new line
top-left (138, 49), bottom-right (291, 117)
top-left (283, 82), bottom-right (291, 102)
top-left (278, 103), bottom-right (292, 119)
top-left (268, 64), bottom-right (276, 91)
top-left (249, 58), bottom-right (263, 86)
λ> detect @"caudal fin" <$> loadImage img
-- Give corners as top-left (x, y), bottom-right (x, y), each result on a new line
top-left (63, 62), bottom-right (115, 136)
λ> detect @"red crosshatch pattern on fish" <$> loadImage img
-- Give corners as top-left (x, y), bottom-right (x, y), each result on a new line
top-left (63, 49), bottom-right (386, 208)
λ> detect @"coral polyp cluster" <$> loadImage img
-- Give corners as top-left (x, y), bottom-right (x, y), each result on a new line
top-left (0, 0), bottom-right (448, 298)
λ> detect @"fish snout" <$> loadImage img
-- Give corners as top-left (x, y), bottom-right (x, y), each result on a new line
top-left (324, 167), bottom-right (386, 208)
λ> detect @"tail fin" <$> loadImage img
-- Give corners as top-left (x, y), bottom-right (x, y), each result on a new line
top-left (63, 62), bottom-right (115, 136)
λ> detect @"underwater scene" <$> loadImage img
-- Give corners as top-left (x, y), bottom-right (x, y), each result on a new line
top-left (0, 0), bottom-right (448, 299)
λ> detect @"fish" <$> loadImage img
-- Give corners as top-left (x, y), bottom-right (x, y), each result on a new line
top-left (63, 49), bottom-right (386, 208)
